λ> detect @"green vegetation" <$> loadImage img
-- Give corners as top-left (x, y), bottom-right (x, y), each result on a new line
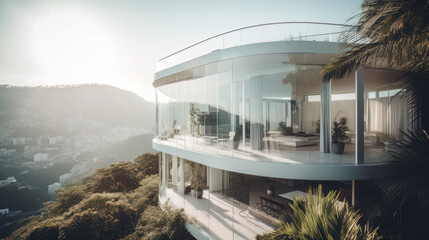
top-left (321, 0), bottom-right (429, 129)
top-left (3, 153), bottom-right (193, 240)
top-left (189, 103), bottom-right (201, 136)
top-left (257, 186), bottom-right (379, 240)
top-left (331, 118), bottom-right (349, 144)
top-left (321, 0), bottom-right (428, 83)
top-left (320, 0), bottom-right (429, 239)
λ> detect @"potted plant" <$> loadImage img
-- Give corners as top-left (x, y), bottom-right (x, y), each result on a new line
top-left (195, 186), bottom-right (203, 199)
top-left (263, 179), bottom-right (276, 197)
top-left (332, 117), bottom-right (349, 154)
top-left (278, 121), bottom-right (287, 135)
top-left (313, 120), bottom-right (320, 133)
top-left (189, 103), bottom-right (201, 136)
top-left (233, 126), bottom-right (242, 149)
top-left (184, 185), bottom-right (191, 194)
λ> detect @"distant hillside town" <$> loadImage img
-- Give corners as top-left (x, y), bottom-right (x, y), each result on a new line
top-left (0, 84), bottom-right (155, 228)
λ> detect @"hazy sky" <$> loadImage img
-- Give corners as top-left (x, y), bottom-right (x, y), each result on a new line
top-left (0, 0), bottom-right (362, 102)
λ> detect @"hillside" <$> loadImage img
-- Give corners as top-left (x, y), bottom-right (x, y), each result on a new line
top-left (0, 84), bottom-right (155, 130)
top-left (69, 133), bottom-right (156, 181)
top-left (1, 153), bottom-right (194, 240)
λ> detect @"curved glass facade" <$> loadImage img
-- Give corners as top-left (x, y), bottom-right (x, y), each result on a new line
top-left (154, 25), bottom-right (409, 239)
top-left (155, 53), bottom-right (405, 166)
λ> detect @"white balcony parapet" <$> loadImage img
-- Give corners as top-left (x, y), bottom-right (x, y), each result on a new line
top-left (157, 22), bottom-right (350, 71)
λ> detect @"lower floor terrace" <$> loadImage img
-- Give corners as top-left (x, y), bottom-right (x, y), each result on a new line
top-left (159, 157), bottom-right (353, 239)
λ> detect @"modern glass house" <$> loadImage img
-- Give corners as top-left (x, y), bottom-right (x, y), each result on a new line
top-left (153, 22), bottom-right (405, 239)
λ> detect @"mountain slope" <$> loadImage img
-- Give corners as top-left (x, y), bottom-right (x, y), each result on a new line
top-left (2, 154), bottom-right (194, 240)
top-left (0, 84), bottom-right (155, 130)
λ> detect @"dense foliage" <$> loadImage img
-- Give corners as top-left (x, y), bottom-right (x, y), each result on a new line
top-left (321, 0), bottom-right (429, 239)
top-left (257, 186), bottom-right (380, 240)
top-left (321, 0), bottom-right (429, 81)
top-left (4, 153), bottom-right (193, 240)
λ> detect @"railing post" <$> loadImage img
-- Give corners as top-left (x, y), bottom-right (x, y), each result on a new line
top-left (222, 35), bottom-right (224, 49)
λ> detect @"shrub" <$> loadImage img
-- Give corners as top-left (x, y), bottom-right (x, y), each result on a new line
top-left (134, 153), bottom-right (159, 177)
top-left (45, 185), bottom-right (87, 216)
top-left (127, 174), bottom-right (159, 214)
top-left (257, 186), bottom-right (380, 240)
top-left (91, 161), bottom-right (140, 193)
top-left (25, 222), bottom-right (60, 240)
top-left (123, 205), bottom-right (193, 240)
top-left (5, 153), bottom-right (192, 240)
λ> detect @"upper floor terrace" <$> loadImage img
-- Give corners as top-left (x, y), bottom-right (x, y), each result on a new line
top-left (153, 22), bottom-right (403, 181)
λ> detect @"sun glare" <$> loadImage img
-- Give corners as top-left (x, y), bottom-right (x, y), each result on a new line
top-left (33, 10), bottom-right (115, 83)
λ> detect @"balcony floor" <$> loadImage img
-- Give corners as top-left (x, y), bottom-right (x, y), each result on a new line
top-left (162, 188), bottom-right (275, 240)
top-left (154, 135), bottom-right (389, 166)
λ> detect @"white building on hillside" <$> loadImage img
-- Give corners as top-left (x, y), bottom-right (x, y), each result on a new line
top-left (12, 137), bottom-right (26, 145)
top-left (0, 176), bottom-right (17, 188)
top-left (153, 22), bottom-right (405, 239)
top-left (49, 137), bottom-right (57, 145)
top-left (0, 208), bottom-right (9, 215)
top-left (34, 153), bottom-right (48, 162)
top-left (48, 182), bottom-right (62, 194)
top-left (59, 173), bottom-right (72, 183)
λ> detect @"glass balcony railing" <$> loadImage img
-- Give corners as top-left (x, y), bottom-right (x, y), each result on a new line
top-left (156, 22), bottom-right (349, 71)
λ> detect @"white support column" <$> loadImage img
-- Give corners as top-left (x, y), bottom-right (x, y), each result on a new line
top-left (172, 156), bottom-right (178, 185)
top-left (320, 79), bottom-right (332, 153)
top-left (353, 68), bottom-right (364, 207)
top-left (355, 67), bottom-right (364, 164)
top-left (162, 153), bottom-right (166, 188)
top-left (179, 158), bottom-right (185, 195)
top-left (209, 167), bottom-right (223, 192)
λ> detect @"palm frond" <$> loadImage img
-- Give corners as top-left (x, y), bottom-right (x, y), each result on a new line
top-left (258, 185), bottom-right (380, 240)
top-left (321, 0), bottom-right (429, 82)
top-left (381, 130), bottom-right (429, 211)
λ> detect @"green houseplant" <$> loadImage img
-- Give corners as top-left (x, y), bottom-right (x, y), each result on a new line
top-left (332, 117), bottom-right (349, 154)
top-left (189, 103), bottom-right (201, 136)
top-left (313, 119), bottom-right (320, 133)
top-left (263, 179), bottom-right (276, 197)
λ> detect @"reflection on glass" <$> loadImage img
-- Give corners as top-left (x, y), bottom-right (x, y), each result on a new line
top-left (155, 54), bottom-right (396, 165)
top-left (331, 72), bottom-right (356, 162)
top-left (363, 69), bottom-right (408, 163)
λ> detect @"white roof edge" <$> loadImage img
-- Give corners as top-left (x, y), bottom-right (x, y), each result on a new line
top-left (154, 41), bottom-right (341, 83)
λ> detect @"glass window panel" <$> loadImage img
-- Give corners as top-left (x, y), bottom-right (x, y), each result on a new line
top-left (363, 69), bottom-right (405, 163)
top-left (331, 72), bottom-right (355, 163)
top-left (184, 80), bottom-right (195, 150)
top-left (204, 75), bottom-right (218, 139)
top-left (175, 82), bottom-right (185, 148)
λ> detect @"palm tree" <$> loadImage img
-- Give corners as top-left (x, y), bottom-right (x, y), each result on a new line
top-left (320, 0), bottom-right (429, 205)
top-left (320, 0), bottom-right (429, 238)
top-left (381, 130), bottom-right (429, 211)
top-left (257, 186), bottom-right (380, 240)
top-left (321, 0), bottom-right (429, 124)
top-left (321, 0), bottom-right (429, 79)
